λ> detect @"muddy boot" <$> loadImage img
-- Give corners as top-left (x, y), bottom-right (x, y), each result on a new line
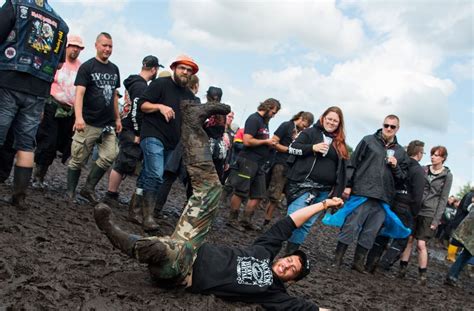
top-left (66, 168), bottom-right (81, 200)
top-left (398, 261), bottom-right (408, 278)
top-left (94, 203), bottom-right (141, 257)
top-left (142, 191), bottom-right (159, 232)
top-left (154, 202), bottom-right (164, 218)
top-left (365, 244), bottom-right (384, 274)
top-left (80, 163), bottom-right (107, 203)
top-left (286, 242), bottom-right (300, 254)
top-left (128, 192), bottom-right (143, 225)
top-left (418, 268), bottom-right (427, 286)
top-left (352, 244), bottom-right (368, 274)
top-left (333, 242), bottom-right (348, 268)
top-left (103, 191), bottom-right (120, 208)
top-left (11, 166), bottom-right (33, 209)
top-left (32, 164), bottom-right (49, 189)
top-left (227, 209), bottom-right (243, 231)
top-left (240, 210), bottom-right (261, 231)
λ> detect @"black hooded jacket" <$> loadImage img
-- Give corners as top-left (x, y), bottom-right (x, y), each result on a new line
top-left (122, 74), bottom-right (147, 136)
top-left (286, 122), bottom-right (347, 197)
top-left (346, 129), bottom-right (409, 205)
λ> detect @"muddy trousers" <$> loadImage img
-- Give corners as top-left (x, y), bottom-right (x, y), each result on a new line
top-left (133, 161), bottom-right (222, 284)
top-left (367, 201), bottom-right (414, 269)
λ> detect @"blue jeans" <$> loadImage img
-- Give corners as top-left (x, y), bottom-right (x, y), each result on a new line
top-left (140, 137), bottom-right (171, 193)
top-left (448, 248), bottom-right (472, 280)
top-left (0, 88), bottom-right (45, 151)
top-left (287, 191), bottom-right (329, 245)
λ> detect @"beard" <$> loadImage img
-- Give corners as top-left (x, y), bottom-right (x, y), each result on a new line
top-left (173, 71), bottom-right (189, 87)
top-left (262, 111), bottom-right (272, 124)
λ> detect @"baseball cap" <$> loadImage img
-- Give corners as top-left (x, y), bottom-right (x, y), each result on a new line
top-left (67, 34), bottom-right (84, 49)
top-left (206, 86), bottom-right (223, 101)
top-left (142, 55), bottom-right (164, 69)
top-left (291, 250), bottom-right (311, 282)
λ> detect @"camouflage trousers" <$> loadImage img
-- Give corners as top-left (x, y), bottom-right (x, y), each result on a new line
top-left (133, 161), bottom-right (222, 284)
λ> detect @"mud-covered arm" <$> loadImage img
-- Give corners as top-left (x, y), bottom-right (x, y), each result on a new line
top-left (287, 130), bottom-right (313, 156)
top-left (432, 173), bottom-right (453, 226)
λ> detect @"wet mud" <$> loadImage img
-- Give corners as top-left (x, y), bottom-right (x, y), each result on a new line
top-left (1, 159), bottom-right (473, 310)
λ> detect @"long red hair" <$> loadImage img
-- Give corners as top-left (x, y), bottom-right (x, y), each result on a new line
top-left (319, 106), bottom-right (349, 160)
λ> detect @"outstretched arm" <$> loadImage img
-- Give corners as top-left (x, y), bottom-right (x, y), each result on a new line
top-left (290, 197), bottom-right (344, 228)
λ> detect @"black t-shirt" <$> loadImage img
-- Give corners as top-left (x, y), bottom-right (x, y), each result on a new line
top-left (0, 1), bottom-right (65, 97)
top-left (310, 144), bottom-right (338, 186)
top-left (190, 217), bottom-right (318, 310)
top-left (139, 76), bottom-right (195, 150)
top-left (74, 58), bottom-right (120, 128)
top-left (238, 112), bottom-right (271, 165)
top-left (273, 120), bottom-right (298, 165)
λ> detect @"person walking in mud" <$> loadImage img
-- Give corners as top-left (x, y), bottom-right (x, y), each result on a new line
top-left (334, 115), bottom-right (409, 273)
top-left (261, 111), bottom-right (314, 232)
top-left (226, 98), bottom-right (281, 231)
top-left (103, 55), bottom-right (162, 208)
top-left (94, 99), bottom-right (343, 309)
top-left (399, 146), bottom-right (453, 284)
top-left (66, 32), bottom-right (121, 203)
top-left (365, 140), bottom-right (425, 273)
top-left (32, 34), bottom-right (85, 189)
top-left (137, 55), bottom-right (198, 232)
top-left (0, 0), bottom-right (69, 208)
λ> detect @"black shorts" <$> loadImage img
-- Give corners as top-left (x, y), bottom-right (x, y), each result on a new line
top-left (113, 129), bottom-right (142, 175)
top-left (414, 216), bottom-right (435, 241)
top-left (227, 156), bottom-right (266, 199)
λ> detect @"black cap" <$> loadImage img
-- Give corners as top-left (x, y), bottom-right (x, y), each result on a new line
top-left (291, 250), bottom-right (310, 281)
top-left (206, 86), bottom-right (223, 101)
top-left (142, 55), bottom-right (164, 68)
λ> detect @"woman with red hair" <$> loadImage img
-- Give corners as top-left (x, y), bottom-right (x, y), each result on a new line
top-left (284, 106), bottom-right (349, 253)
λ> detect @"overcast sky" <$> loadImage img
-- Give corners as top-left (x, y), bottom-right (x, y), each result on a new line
top-left (51, 0), bottom-right (473, 195)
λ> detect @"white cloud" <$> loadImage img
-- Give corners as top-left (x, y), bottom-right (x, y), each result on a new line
top-left (450, 58), bottom-right (474, 80)
top-left (59, 0), bottom-right (129, 11)
top-left (169, 0), bottom-right (365, 56)
top-left (251, 36), bottom-right (455, 131)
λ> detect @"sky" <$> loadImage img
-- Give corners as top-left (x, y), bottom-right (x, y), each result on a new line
top-left (47, 0), bottom-right (472, 195)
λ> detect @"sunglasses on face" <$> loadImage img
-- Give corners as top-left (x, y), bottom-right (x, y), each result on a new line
top-left (383, 124), bottom-right (397, 130)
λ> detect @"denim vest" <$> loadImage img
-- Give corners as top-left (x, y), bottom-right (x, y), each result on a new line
top-left (0, 0), bottom-right (69, 82)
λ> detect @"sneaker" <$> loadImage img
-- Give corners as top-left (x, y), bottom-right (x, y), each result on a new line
top-left (444, 276), bottom-right (458, 287)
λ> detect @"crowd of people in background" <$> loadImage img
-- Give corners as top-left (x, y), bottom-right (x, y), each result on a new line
top-left (0, 1), bottom-right (472, 310)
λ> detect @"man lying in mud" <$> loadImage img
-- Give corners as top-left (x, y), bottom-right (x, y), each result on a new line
top-left (94, 99), bottom-right (343, 310)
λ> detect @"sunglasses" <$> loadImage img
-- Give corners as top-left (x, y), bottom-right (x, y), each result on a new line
top-left (383, 124), bottom-right (397, 130)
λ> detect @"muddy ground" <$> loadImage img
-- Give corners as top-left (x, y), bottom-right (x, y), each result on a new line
top-left (1, 159), bottom-right (473, 310)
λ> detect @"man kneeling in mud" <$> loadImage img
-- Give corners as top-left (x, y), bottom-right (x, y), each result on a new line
top-left (94, 100), bottom-right (343, 310)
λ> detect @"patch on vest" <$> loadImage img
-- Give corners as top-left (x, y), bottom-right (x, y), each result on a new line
top-left (236, 256), bottom-right (273, 287)
top-left (19, 6), bottom-right (28, 19)
top-left (5, 47), bottom-right (16, 59)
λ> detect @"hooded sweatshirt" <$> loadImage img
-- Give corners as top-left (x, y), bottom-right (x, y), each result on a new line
top-left (122, 74), bottom-right (147, 136)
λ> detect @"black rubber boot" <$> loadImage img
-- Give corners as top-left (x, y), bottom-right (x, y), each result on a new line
top-left (80, 163), bottom-right (107, 203)
top-left (398, 261), bottom-right (408, 278)
top-left (418, 268), bottom-right (427, 286)
top-left (128, 192), bottom-right (143, 225)
top-left (352, 244), bottom-right (369, 274)
top-left (32, 164), bottom-right (49, 188)
top-left (365, 243), bottom-right (385, 273)
top-left (103, 191), bottom-right (120, 208)
top-left (142, 191), bottom-right (159, 232)
top-left (67, 168), bottom-right (81, 199)
top-left (333, 242), bottom-right (348, 268)
top-left (286, 242), bottom-right (300, 254)
top-left (11, 166), bottom-right (33, 209)
top-left (240, 210), bottom-right (261, 231)
top-left (94, 203), bottom-right (141, 257)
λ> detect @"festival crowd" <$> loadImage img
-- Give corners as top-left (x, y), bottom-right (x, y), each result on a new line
top-left (1, 1), bottom-right (472, 310)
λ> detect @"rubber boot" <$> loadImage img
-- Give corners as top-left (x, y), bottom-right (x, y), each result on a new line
top-left (103, 191), bottom-right (120, 208)
top-left (418, 268), bottom-right (427, 286)
top-left (398, 261), bottom-right (408, 278)
top-left (142, 191), bottom-right (159, 232)
top-left (80, 163), bottom-right (107, 203)
top-left (32, 164), bottom-right (49, 189)
top-left (128, 192), bottom-right (143, 225)
top-left (333, 242), bottom-right (348, 268)
top-left (11, 166), bottom-right (32, 209)
top-left (67, 168), bottom-right (81, 200)
top-left (94, 203), bottom-right (141, 257)
top-left (365, 244), bottom-right (384, 274)
top-left (240, 210), bottom-right (261, 231)
top-left (446, 244), bottom-right (458, 262)
top-left (286, 242), bottom-right (300, 254)
top-left (227, 209), bottom-right (244, 231)
top-left (352, 244), bottom-right (368, 274)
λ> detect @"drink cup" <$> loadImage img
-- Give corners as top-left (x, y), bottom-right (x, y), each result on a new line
top-left (323, 135), bottom-right (333, 157)
top-left (386, 149), bottom-right (395, 162)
